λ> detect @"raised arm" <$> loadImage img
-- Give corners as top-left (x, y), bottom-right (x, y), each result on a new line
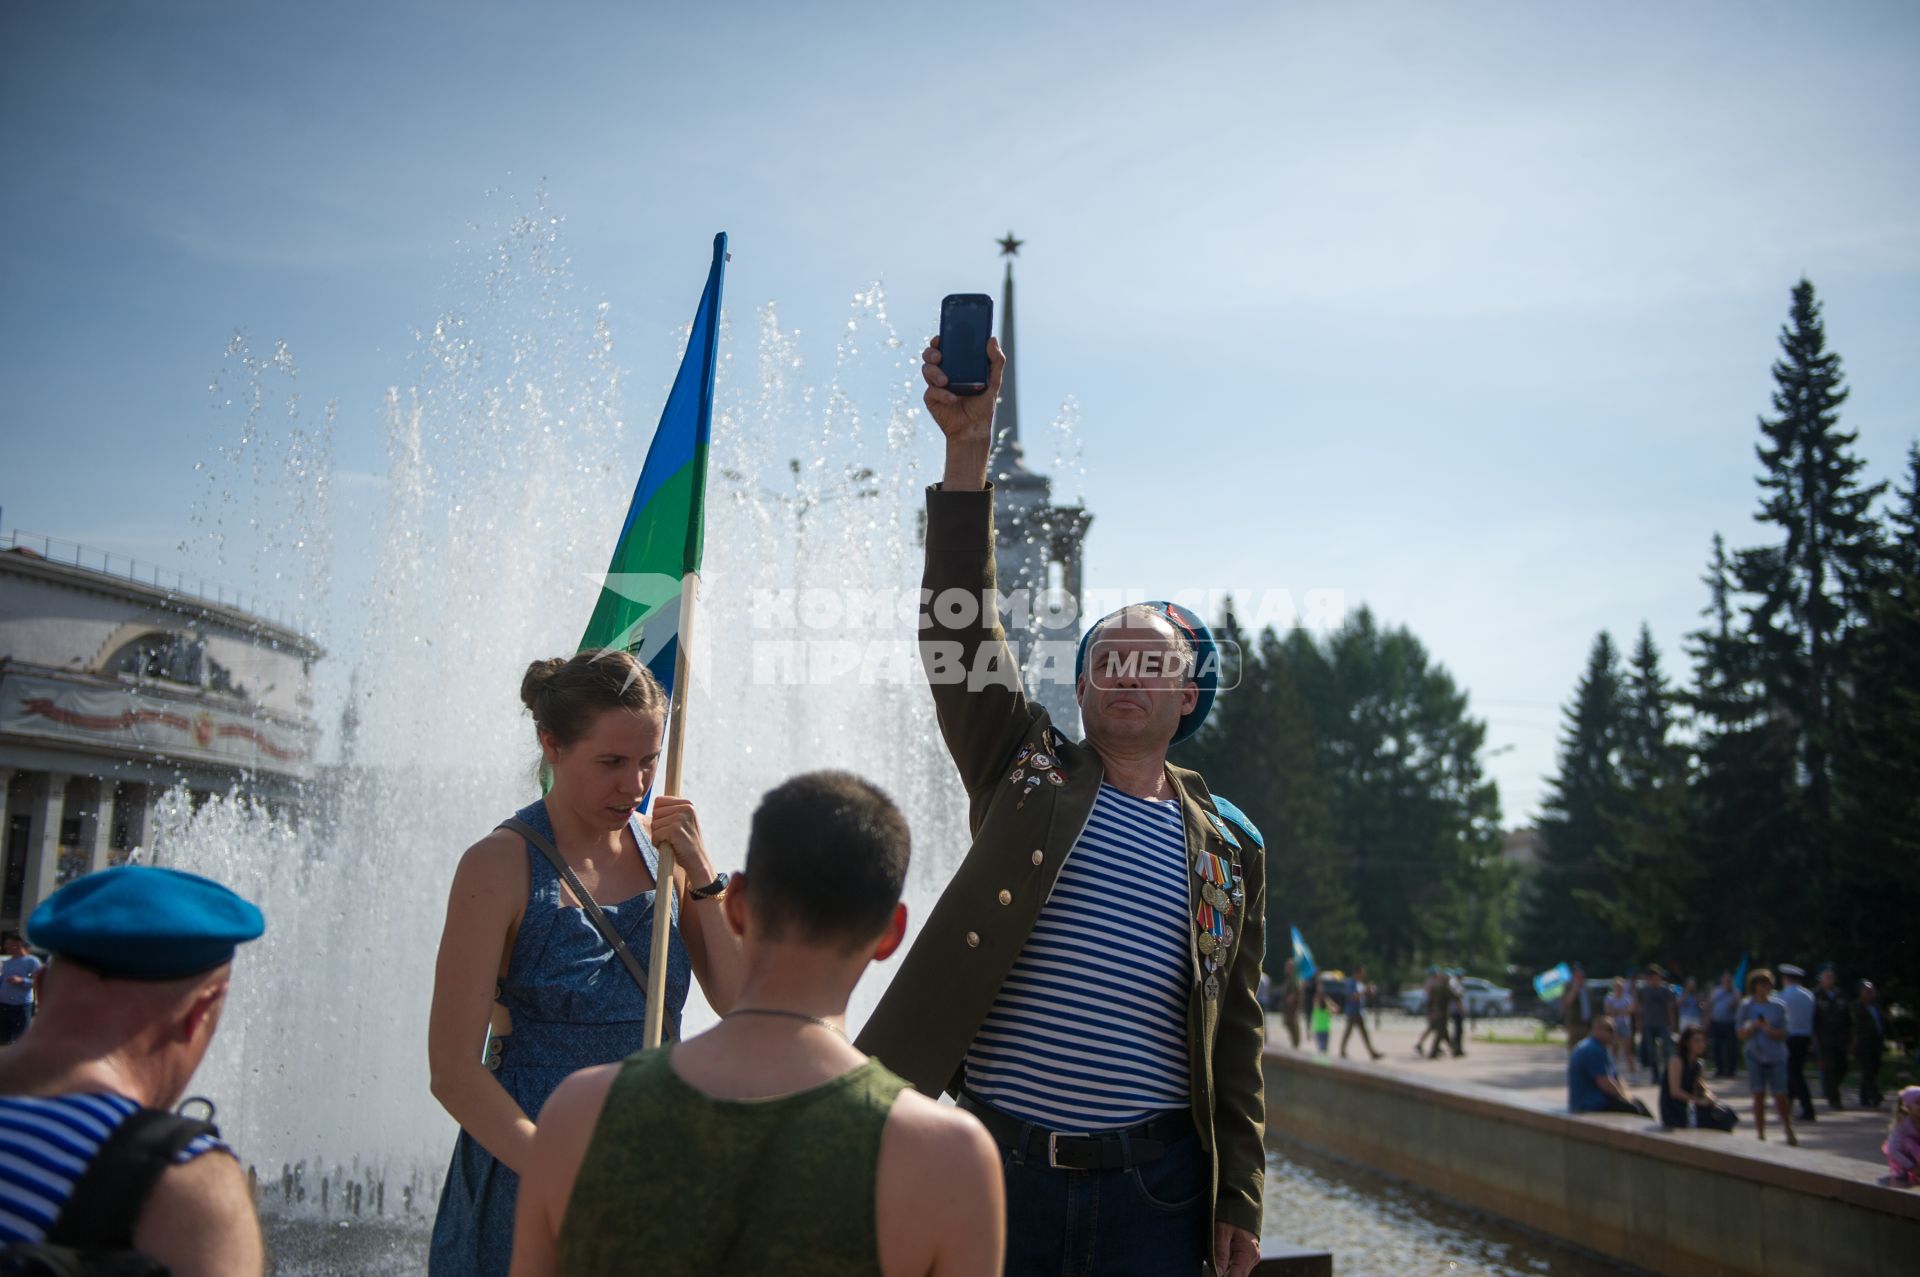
top-left (918, 336), bottom-right (1040, 801)
top-left (428, 831), bottom-right (538, 1174)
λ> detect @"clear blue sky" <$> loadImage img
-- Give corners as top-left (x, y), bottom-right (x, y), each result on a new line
top-left (3, 0), bottom-right (1917, 820)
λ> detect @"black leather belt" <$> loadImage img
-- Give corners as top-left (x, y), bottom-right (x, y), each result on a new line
top-left (959, 1090), bottom-right (1190, 1171)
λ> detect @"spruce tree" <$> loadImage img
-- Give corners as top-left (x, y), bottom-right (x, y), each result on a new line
top-left (1685, 534), bottom-right (1792, 963)
top-left (1735, 279), bottom-right (1885, 832)
top-left (1831, 444), bottom-right (1920, 1002)
top-left (1519, 631), bottom-right (1630, 972)
top-left (1594, 625), bottom-right (1695, 965)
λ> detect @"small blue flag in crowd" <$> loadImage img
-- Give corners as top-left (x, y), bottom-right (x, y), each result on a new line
top-left (1533, 962), bottom-right (1573, 1001)
top-left (1290, 926), bottom-right (1316, 981)
top-left (1733, 952), bottom-right (1749, 993)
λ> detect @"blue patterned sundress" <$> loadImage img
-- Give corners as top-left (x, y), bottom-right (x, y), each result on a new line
top-left (428, 798), bottom-right (692, 1277)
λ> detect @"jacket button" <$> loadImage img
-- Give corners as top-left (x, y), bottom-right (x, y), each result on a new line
top-left (998, 889), bottom-right (1013, 906)
top-left (1031, 849), bottom-right (1044, 865)
top-left (965, 931), bottom-right (980, 948)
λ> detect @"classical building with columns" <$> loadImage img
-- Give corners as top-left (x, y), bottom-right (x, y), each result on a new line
top-left (985, 234), bottom-right (1093, 734)
top-left (0, 534), bottom-right (319, 930)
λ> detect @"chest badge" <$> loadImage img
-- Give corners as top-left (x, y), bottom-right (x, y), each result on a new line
top-left (1194, 850), bottom-right (1240, 977)
top-left (1206, 812), bottom-right (1241, 851)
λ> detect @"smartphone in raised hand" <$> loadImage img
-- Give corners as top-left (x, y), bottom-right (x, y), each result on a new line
top-left (937, 293), bottom-right (993, 396)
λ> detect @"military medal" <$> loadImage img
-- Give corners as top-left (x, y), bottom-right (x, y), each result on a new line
top-left (1009, 767), bottom-right (1026, 784)
top-left (1031, 752), bottom-right (1053, 770)
top-left (1198, 930), bottom-right (1218, 957)
top-left (1204, 974), bottom-right (1220, 1001)
top-left (1016, 773), bottom-right (1044, 809)
top-left (1047, 770), bottom-right (1066, 786)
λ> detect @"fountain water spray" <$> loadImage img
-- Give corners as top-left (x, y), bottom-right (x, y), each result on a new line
top-left (148, 200), bottom-right (979, 1230)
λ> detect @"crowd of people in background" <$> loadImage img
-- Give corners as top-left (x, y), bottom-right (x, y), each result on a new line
top-left (1257, 946), bottom-right (1914, 1185)
top-left (1560, 961), bottom-right (1893, 1119)
top-left (1558, 958), bottom-right (1914, 1182)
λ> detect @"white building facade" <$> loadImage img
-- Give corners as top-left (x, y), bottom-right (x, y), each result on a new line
top-left (0, 535), bottom-right (320, 928)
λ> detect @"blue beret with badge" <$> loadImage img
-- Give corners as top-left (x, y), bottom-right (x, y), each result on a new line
top-left (1074, 600), bottom-right (1219, 744)
top-left (27, 865), bottom-right (265, 980)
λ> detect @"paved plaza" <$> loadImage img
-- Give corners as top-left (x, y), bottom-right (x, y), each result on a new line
top-left (1267, 1011), bottom-right (1901, 1181)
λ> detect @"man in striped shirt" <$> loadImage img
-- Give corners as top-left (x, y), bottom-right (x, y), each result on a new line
top-left (860, 336), bottom-right (1267, 1277)
top-left (0, 866), bottom-right (265, 1275)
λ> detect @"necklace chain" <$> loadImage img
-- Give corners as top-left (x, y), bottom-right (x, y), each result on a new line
top-left (724, 1006), bottom-right (845, 1035)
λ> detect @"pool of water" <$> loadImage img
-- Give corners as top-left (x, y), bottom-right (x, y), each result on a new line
top-left (262, 1135), bottom-right (1642, 1276)
top-left (1263, 1136), bottom-right (1642, 1277)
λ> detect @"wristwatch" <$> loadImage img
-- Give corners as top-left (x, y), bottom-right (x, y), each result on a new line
top-left (688, 873), bottom-right (730, 902)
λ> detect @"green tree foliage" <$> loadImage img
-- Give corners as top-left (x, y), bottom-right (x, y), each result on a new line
top-left (1176, 606), bottom-right (1506, 983)
top-left (1682, 533), bottom-right (1792, 965)
top-left (1735, 280), bottom-right (1886, 836)
top-left (1590, 626), bottom-right (1696, 964)
top-left (1522, 280), bottom-right (1914, 994)
top-left (1518, 632), bottom-right (1631, 972)
top-left (1282, 608), bottom-right (1508, 976)
top-left (1830, 445), bottom-right (1920, 1001)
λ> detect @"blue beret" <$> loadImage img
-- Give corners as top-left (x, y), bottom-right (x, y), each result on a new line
top-left (1074, 600), bottom-right (1219, 744)
top-left (27, 866), bottom-right (264, 981)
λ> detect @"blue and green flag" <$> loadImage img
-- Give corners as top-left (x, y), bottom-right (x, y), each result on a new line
top-left (1290, 926), bottom-right (1316, 981)
top-left (579, 232), bottom-right (728, 698)
top-left (1533, 962), bottom-right (1573, 1001)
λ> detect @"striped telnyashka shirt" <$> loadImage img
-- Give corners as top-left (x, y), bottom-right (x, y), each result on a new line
top-left (0, 1092), bottom-right (226, 1244)
top-left (965, 782), bottom-right (1192, 1132)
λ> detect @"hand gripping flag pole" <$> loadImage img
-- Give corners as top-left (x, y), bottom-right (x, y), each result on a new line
top-left (577, 233), bottom-right (728, 1049)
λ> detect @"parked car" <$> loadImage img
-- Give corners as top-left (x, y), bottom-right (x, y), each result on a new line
top-left (1395, 975), bottom-right (1514, 1017)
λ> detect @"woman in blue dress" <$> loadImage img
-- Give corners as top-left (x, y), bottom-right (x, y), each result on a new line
top-left (426, 650), bottom-right (744, 1276)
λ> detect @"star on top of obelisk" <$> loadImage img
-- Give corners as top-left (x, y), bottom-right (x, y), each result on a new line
top-left (997, 230), bottom-right (1024, 257)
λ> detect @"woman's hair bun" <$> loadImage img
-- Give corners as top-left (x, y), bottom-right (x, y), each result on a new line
top-left (518, 650), bottom-right (667, 745)
top-left (520, 657), bottom-right (570, 714)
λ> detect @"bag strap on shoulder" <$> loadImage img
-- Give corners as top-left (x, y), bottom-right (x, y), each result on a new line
top-left (45, 1109), bottom-right (217, 1250)
top-left (499, 817), bottom-right (653, 998)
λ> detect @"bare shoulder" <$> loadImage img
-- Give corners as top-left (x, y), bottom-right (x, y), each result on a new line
top-left (876, 1092), bottom-right (1004, 1276)
top-left (456, 826), bottom-right (529, 884)
top-left (878, 1091), bottom-right (1000, 1204)
top-left (886, 1089), bottom-right (997, 1159)
top-left (541, 1063), bottom-right (620, 1135)
top-left (134, 1150), bottom-right (264, 1277)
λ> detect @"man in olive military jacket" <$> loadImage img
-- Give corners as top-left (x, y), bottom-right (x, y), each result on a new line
top-left (857, 335), bottom-right (1266, 1277)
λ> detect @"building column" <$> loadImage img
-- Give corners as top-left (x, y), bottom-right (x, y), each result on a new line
top-left (0, 770), bottom-right (15, 851)
top-left (83, 780), bottom-right (117, 876)
top-left (21, 772), bottom-right (71, 923)
top-left (115, 782), bottom-right (150, 865)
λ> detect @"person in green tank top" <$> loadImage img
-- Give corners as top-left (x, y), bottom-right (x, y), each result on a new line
top-left (509, 771), bottom-right (1005, 1277)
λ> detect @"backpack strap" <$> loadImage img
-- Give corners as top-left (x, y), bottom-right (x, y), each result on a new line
top-left (44, 1109), bottom-right (217, 1250)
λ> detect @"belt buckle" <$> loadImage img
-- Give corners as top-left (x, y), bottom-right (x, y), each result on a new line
top-left (1047, 1131), bottom-right (1065, 1169)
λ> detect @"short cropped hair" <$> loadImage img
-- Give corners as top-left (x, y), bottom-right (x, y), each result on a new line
top-left (745, 771), bottom-right (910, 950)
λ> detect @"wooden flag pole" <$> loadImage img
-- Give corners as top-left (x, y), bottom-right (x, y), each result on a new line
top-left (642, 572), bottom-right (700, 1049)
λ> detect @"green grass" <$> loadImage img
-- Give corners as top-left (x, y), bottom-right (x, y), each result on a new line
top-left (1476, 1025), bottom-right (1565, 1046)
